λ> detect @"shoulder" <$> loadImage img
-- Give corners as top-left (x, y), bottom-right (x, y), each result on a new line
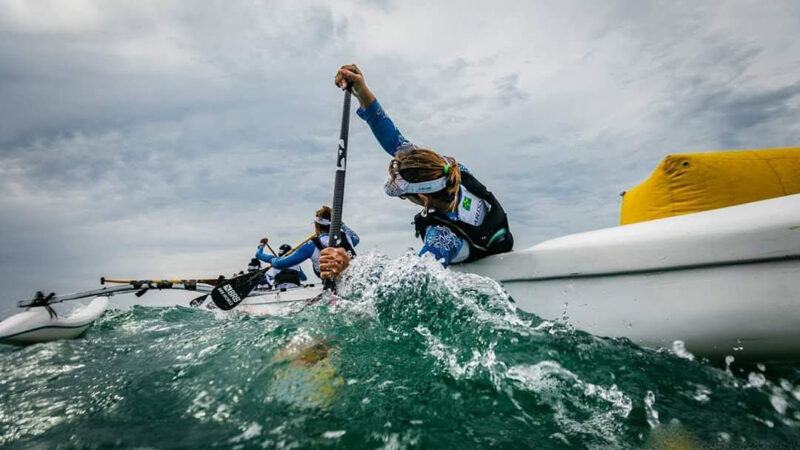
top-left (291, 241), bottom-right (316, 256)
top-left (424, 225), bottom-right (461, 248)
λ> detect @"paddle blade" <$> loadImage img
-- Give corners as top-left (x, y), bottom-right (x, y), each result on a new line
top-left (189, 294), bottom-right (208, 308)
top-left (210, 271), bottom-right (262, 310)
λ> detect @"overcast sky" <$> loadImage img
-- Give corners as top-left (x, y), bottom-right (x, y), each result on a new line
top-left (1, 0), bottom-right (799, 315)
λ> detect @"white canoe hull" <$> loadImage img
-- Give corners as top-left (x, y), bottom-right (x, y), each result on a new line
top-left (460, 194), bottom-right (800, 361)
top-left (236, 285), bottom-right (325, 316)
top-left (0, 297), bottom-right (108, 344)
top-left (501, 258), bottom-right (800, 360)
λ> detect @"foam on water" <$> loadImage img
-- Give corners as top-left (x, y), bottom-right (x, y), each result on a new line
top-left (2, 250), bottom-right (800, 448)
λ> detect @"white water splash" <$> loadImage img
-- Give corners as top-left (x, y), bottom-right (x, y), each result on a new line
top-left (506, 361), bottom-right (633, 443)
top-left (338, 250), bottom-right (528, 330)
top-left (670, 340), bottom-right (695, 361)
top-left (644, 391), bottom-right (660, 428)
top-left (322, 430), bottom-right (346, 439)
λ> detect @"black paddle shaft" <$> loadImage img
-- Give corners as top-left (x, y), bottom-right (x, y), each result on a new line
top-left (329, 89), bottom-right (351, 248)
top-left (324, 90), bottom-right (352, 291)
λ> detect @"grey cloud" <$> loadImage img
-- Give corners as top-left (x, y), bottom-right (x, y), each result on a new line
top-left (494, 73), bottom-right (529, 103)
top-left (721, 82), bottom-right (800, 137)
top-left (245, 166), bottom-right (280, 176)
top-left (1, 0), bottom-right (800, 316)
top-left (513, 135), bottom-right (547, 147)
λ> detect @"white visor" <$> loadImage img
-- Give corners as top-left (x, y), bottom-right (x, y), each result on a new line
top-left (384, 173), bottom-right (448, 197)
top-left (314, 217), bottom-right (331, 225)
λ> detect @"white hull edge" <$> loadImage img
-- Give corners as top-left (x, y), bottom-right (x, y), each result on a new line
top-left (505, 258), bottom-right (800, 361)
top-left (459, 195), bottom-right (800, 361)
top-left (236, 285), bottom-right (325, 316)
top-left (0, 297), bottom-right (109, 344)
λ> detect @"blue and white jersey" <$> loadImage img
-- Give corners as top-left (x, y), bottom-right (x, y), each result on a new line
top-left (357, 99), bottom-right (489, 267)
top-left (256, 225), bottom-right (360, 278)
top-left (421, 183), bottom-right (490, 266)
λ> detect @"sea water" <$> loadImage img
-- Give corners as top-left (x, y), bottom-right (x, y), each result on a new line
top-left (2, 252), bottom-right (800, 449)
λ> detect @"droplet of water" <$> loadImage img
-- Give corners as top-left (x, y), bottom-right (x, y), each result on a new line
top-left (771, 392), bottom-right (788, 415)
top-left (724, 355), bottom-right (735, 374)
top-left (747, 372), bottom-right (766, 388)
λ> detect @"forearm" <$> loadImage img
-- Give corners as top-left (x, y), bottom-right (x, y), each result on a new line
top-left (270, 243), bottom-right (313, 269)
top-left (355, 86), bottom-right (376, 110)
top-left (255, 246), bottom-right (274, 263)
top-left (356, 99), bottom-right (414, 156)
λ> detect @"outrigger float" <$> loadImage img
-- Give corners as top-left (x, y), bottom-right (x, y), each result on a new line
top-left (0, 279), bottom-right (326, 344)
top-left (0, 281), bottom-right (203, 344)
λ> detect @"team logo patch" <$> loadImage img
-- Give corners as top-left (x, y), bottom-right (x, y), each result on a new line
top-left (462, 196), bottom-right (472, 211)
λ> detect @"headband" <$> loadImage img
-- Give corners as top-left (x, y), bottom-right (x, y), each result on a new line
top-left (384, 159), bottom-right (450, 197)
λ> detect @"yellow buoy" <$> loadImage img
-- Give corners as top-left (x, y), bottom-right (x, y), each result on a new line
top-left (621, 147), bottom-right (800, 225)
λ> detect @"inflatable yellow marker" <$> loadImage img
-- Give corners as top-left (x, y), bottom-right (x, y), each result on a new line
top-left (621, 147), bottom-right (800, 225)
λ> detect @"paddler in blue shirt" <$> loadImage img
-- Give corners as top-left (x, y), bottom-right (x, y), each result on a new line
top-left (255, 244), bottom-right (308, 290)
top-left (334, 64), bottom-right (513, 267)
top-left (256, 205), bottom-right (360, 281)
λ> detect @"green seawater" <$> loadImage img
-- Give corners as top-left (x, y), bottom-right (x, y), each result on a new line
top-left (2, 253), bottom-right (800, 449)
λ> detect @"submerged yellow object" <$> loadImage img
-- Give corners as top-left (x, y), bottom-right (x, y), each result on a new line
top-left (270, 335), bottom-right (344, 409)
top-left (620, 147), bottom-right (800, 225)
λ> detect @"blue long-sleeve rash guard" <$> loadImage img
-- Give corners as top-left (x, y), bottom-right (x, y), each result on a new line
top-left (357, 99), bottom-right (466, 267)
top-left (254, 247), bottom-right (308, 281)
top-left (256, 225), bottom-right (360, 277)
top-left (257, 242), bottom-right (313, 271)
top-left (356, 100), bottom-right (412, 157)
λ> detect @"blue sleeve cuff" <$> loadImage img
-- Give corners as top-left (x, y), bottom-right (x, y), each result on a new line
top-left (356, 98), bottom-right (382, 121)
